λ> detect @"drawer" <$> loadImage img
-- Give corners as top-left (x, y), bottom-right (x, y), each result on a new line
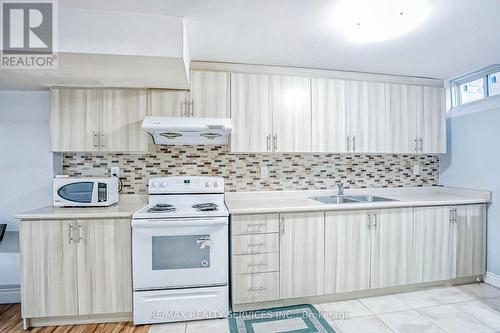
top-left (233, 253), bottom-right (279, 275)
top-left (231, 214), bottom-right (279, 235)
top-left (232, 234), bottom-right (279, 255)
top-left (232, 272), bottom-right (279, 304)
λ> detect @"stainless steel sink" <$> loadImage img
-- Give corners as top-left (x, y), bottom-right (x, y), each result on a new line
top-left (311, 195), bottom-right (397, 205)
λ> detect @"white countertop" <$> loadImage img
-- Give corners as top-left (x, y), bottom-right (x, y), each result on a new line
top-left (224, 186), bottom-right (491, 215)
top-left (15, 195), bottom-right (147, 220)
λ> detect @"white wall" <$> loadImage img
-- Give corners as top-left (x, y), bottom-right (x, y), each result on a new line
top-left (0, 91), bottom-right (53, 231)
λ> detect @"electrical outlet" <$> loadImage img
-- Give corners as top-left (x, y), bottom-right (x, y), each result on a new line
top-left (111, 167), bottom-right (120, 177)
top-left (260, 166), bottom-right (269, 179)
top-left (413, 163), bottom-right (421, 176)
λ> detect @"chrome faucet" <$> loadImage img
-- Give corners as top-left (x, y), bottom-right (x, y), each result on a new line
top-left (335, 182), bottom-right (344, 196)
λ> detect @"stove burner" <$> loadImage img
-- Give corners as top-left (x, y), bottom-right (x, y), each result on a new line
top-left (192, 203), bottom-right (218, 211)
top-left (148, 203), bottom-right (176, 213)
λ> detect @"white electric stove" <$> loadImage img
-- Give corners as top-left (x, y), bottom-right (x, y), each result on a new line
top-left (132, 176), bottom-right (229, 325)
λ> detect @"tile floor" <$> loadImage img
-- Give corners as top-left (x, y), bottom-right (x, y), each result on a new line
top-left (147, 283), bottom-right (500, 333)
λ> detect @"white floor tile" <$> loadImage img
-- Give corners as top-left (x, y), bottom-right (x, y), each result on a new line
top-left (396, 290), bottom-right (445, 309)
top-left (419, 304), bottom-right (495, 333)
top-left (360, 295), bottom-right (412, 314)
top-left (484, 297), bottom-right (500, 312)
top-left (457, 283), bottom-right (500, 300)
top-left (430, 286), bottom-right (477, 304)
top-left (455, 300), bottom-right (500, 330)
top-left (378, 309), bottom-right (445, 333)
top-left (148, 321), bottom-right (187, 333)
top-left (320, 300), bottom-right (373, 319)
top-left (185, 318), bottom-right (229, 333)
top-left (334, 316), bottom-right (393, 333)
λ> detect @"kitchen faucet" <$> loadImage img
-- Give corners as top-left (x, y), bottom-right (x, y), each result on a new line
top-left (335, 182), bottom-right (344, 196)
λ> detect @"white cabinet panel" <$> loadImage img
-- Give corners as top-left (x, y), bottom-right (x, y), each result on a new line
top-left (423, 86), bottom-right (446, 153)
top-left (101, 89), bottom-right (150, 152)
top-left (414, 206), bottom-right (457, 283)
top-left (311, 78), bottom-right (347, 152)
top-left (190, 70), bottom-right (230, 118)
top-left (456, 204), bottom-right (486, 277)
top-left (271, 75), bottom-right (312, 152)
top-left (50, 88), bottom-right (101, 152)
top-left (230, 73), bottom-right (272, 152)
top-left (231, 213), bottom-right (279, 235)
top-left (324, 211), bottom-right (371, 294)
top-left (232, 272), bottom-right (279, 304)
top-left (370, 208), bottom-right (414, 289)
top-left (280, 212), bottom-right (324, 298)
top-left (148, 90), bottom-right (189, 117)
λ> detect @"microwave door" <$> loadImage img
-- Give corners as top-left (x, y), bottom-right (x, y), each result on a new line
top-left (57, 182), bottom-right (94, 204)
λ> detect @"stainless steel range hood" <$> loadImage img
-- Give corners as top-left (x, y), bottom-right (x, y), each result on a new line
top-left (142, 116), bottom-right (232, 145)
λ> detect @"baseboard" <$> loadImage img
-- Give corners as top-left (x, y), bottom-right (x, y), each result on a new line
top-left (485, 272), bottom-right (500, 288)
top-left (0, 285), bottom-right (21, 304)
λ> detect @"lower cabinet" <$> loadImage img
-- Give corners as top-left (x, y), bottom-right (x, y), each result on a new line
top-left (20, 219), bottom-right (132, 319)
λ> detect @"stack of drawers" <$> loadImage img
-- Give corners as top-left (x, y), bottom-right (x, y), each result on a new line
top-left (231, 214), bottom-right (280, 305)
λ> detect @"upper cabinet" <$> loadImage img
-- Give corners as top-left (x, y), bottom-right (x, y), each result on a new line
top-left (148, 90), bottom-right (190, 117)
top-left (189, 71), bottom-right (230, 118)
top-left (51, 88), bottom-right (150, 152)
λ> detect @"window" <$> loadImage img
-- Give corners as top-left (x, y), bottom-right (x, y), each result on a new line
top-left (451, 65), bottom-right (500, 107)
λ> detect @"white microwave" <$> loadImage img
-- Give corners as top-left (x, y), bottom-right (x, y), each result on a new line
top-left (53, 177), bottom-right (119, 207)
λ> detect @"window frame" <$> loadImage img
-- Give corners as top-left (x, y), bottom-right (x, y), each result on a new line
top-left (451, 65), bottom-right (500, 107)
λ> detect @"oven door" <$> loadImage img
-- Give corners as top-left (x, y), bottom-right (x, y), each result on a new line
top-left (132, 217), bottom-right (228, 290)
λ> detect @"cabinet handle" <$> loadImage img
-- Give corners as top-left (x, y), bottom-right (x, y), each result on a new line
top-left (414, 138), bottom-right (419, 153)
top-left (247, 223), bottom-right (266, 230)
top-left (247, 263), bottom-right (265, 268)
top-left (248, 287), bottom-right (266, 292)
top-left (273, 134), bottom-right (278, 152)
top-left (246, 243), bottom-right (266, 247)
top-left (346, 136), bottom-right (350, 152)
top-left (93, 132), bottom-right (99, 148)
top-left (180, 100), bottom-right (186, 116)
top-left (453, 208), bottom-right (458, 224)
top-left (189, 99), bottom-right (194, 116)
top-left (68, 224), bottom-right (74, 244)
top-left (352, 136), bottom-right (356, 152)
top-left (280, 217), bottom-right (285, 235)
top-left (373, 214), bottom-right (377, 229)
top-left (100, 133), bottom-right (105, 148)
top-left (266, 134), bottom-right (271, 152)
top-left (77, 223), bottom-right (83, 242)
top-left (367, 214), bottom-right (372, 229)
top-left (419, 138), bottom-right (424, 153)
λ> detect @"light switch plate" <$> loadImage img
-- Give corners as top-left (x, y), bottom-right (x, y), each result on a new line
top-left (413, 163), bottom-right (420, 176)
top-left (260, 166), bottom-right (269, 179)
top-left (111, 167), bottom-right (120, 177)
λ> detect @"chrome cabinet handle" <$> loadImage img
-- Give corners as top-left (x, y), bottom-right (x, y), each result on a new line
top-left (266, 134), bottom-right (271, 152)
top-left (93, 132), bottom-right (99, 148)
top-left (419, 138), bottom-right (424, 153)
top-left (352, 136), bottom-right (356, 152)
top-left (77, 223), bottom-right (83, 243)
top-left (189, 99), bottom-right (194, 116)
top-left (247, 223), bottom-right (266, 230)
top-left (280, 217), bottom-right (285, 235)
top-left (248, 287), bottom-right (266, 292)
top-left (367, 214), bottom-right (372, 229)
top-left (414, 138), bottom-right (419, 152)
top-left (246, 243), bottom-right (266, 247)
top-left (68, 224), bottom-right (75, 244)
top-left (247, 262), bottom-right (265, 268)
top-left (272, 134), bottom-right (278, 152)
top-left (373, 214), bottom-right (377, 228)
top-left (100, 133), bottom-right (105, 148)
top-left (346, 136), bottom-right (350, 152)
top-left (180, 100), bottom-right (186, 116)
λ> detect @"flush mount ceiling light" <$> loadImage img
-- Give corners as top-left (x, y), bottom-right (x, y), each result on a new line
top-left (330, 0), bottom-right (430, 43)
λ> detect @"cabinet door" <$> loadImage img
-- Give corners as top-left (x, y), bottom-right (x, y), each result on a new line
top-left (190, 70), bottom-right (230, 117)
top-left (76, 219), bottom-right (132, 315)
top-left (280, 212), bottom-right (324, 298)
top-left (101, 89), bottom-right (150, 152)
top-left (422, 86), bottom-right (446, 153)
top-left (311, 78), bottom-right (347, 152)
top-left (271, 75), bottom-right (312, 152)
top-left (370, 208), bottom-right (414, 288)
top-left (324, 211), bottom-right (371, 294)
top-left (50, 88), bottom-right (100, 152)
top-left (20, 220), bottom-right (78, 318)
top-left (385, 84), bottom-right (424, 153)
top-left (456, 204), bottom-right (486, 277)
top-left (230, 73), bottom-right (272, 152)
top-left (149, 90), bottom-right (189, 117)
top-left (414, 206), bottom-right (457, 283)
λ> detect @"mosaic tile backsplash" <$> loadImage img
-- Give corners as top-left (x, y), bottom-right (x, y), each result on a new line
top-left (61, 145), bottom-right (439, 194)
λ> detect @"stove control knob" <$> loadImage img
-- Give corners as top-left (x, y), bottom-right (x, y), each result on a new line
top-left (205, 181), bottom-right (212, 188)
top-left (151, 182), bottom-right (158, 188)
top-left (213, 181), bottom-right (219, 188)
top-left (161, 182), bottom-right (167, 187)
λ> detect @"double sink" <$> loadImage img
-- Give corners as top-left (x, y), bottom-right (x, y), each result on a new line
top-left (312, 195), bottom-right (397, 205)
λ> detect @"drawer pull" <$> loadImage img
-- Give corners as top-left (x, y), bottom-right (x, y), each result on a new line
top-left (247, 262), bottom-right (265, 268)
top-left (248, 287), bottom-right (266, 292)
top-left (246, 223), bottom-right (266, 229)
top-left (246, 243), bottom-right (266, 247)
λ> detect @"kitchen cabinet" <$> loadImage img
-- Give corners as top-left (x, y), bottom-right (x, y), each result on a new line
top-left (271, 75), bottom-right (312, 152)
top-left (230, 73), bottom-right (271, 152)
top-left (456, 204), bottom-right (486, 277)
top-left (370, 208), bottom-right (414, 288)
top-left (345, 80), bottom-right (387, 153)
top-left (311, 78), bottom-right (347, 152)
top-left (148, 89), bottom-right (190, 117)
top-left (76, 219), bottom-right (132, 315)
top-left (280, 212), bottom-right (324, 298)
top-left (51, 88), bottom-right (150, 152)
top-left (190, 70), bottom-right (230, 118)
top-left (324, 211), bottom-right (371, 293)
top-left (20, 220), bottom-right (78, 318)
top-left (422, 86), bottom-right (446, 153)
top-left (20, 218), bottom-right (132, 319)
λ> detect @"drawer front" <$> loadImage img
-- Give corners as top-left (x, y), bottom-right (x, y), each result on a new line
top-left (233, 253), bottom-right (279, 275)
top-left (232, 214), bottom-right (279, 235)
top-left (232, 234), bottom-right (279, 255)
top-left (232, 272), bottom-right (279, 304)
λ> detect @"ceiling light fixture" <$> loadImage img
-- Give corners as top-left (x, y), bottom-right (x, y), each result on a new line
top-left (329, 0), bottom-right (430, 43)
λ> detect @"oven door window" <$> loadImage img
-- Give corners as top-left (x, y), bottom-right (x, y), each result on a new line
top-left (152, 235), bottom-right (211, 270)
top-left (57, 182), bottom-right (94, 203)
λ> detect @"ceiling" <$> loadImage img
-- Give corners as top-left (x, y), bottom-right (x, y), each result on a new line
top-left (48, 0), bottom-right (500, 79)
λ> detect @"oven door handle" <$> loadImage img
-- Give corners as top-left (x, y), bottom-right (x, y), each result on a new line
top-left (131, 218), bottom-right (228, 228)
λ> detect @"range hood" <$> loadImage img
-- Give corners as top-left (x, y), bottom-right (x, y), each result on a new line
top-left (142, 117), bottom-right (232, 145)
